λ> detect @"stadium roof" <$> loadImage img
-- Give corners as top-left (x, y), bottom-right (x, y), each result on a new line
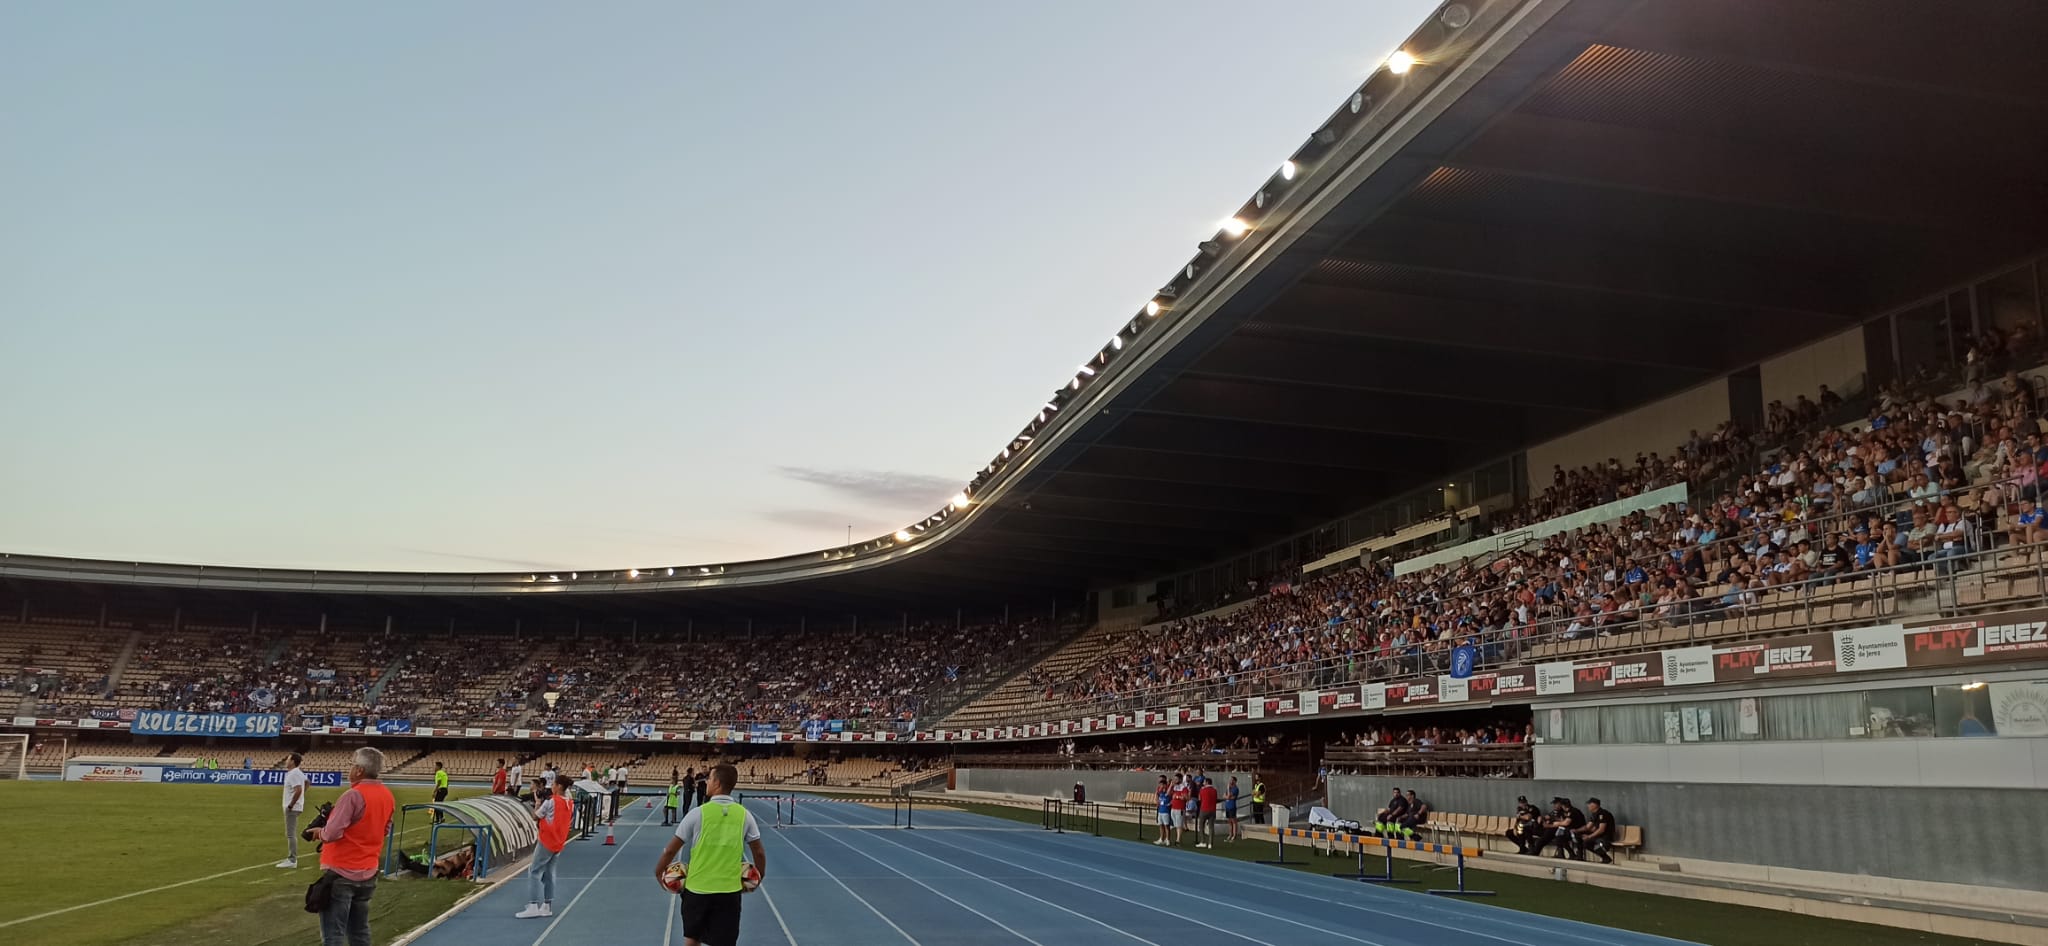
top-left (7, 0), bottom-right (2048, 617)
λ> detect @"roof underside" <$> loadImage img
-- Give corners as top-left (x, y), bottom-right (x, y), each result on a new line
top-left (9, 0), bottom-right (2048, 620)
top-left (937, 0), bottom-right (2048, 594)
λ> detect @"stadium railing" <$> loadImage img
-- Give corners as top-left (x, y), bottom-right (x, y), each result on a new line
top-left (1321, 745), bottom-right (1532, 778)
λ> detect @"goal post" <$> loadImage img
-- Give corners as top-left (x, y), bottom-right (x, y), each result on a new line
top-left (0, 733), bottom-right (30, 780)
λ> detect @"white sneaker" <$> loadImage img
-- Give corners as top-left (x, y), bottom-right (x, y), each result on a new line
top-left (515, 904), bottom-right (552, 919)
top-left (1153, 839), bottom-right (1166, 846)
top-left (274, 859), bottom-right (296, 869)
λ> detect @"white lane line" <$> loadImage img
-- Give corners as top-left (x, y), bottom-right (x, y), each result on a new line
top-left (804, 825), bottom-right (1042, 946)
top-left (766, 813), bottom-right (924, 946)
top-left (758, 881), bottom-right (801, 946)
top-left (0, 861), bottom-right (277, 928)
top-left (908, 827), bottom-right (1346, 946)
top-left (799, 800), bottom-right (1173, 946)
top-left (662, 887), bottom-right (676, 946)
top-left (531, 806), bottom-right (662, 946)
top-left (1011, 828), bottom-right (1633, 946)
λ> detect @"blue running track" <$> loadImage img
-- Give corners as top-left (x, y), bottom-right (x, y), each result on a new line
top-left (409, 795), bottom-right (1702, 946)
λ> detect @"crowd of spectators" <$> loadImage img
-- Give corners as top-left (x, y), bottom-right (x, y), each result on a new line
top-left (1033, 347), bottom-right (2048, 716)
top-left (9, 614), bottom-right (1064, 731)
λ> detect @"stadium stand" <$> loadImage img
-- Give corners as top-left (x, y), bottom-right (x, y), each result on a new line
top-left (950, 351), bottom-right (2048, 724)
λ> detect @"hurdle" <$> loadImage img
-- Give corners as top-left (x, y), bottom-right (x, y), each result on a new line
top-left (1041, 798), bottom-right (1103, 836)
top-left (1262, 827), bottom-right (1490, 894)
top-left (1255, 824), bottom-right (1302, 866)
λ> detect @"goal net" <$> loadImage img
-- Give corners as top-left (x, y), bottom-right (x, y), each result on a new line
top-left (0, 734), bottom-right (29, 780)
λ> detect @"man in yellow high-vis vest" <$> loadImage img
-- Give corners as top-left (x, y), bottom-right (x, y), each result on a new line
top-left (654, 763), bottom-right (766, 946)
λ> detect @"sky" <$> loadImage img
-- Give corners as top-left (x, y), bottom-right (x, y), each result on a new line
top-left (0, 0), bottom-right (1439, 572)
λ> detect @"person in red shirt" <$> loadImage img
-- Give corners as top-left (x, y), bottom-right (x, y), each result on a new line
top-left (1168, 775), bottom-right (1192, 846)
top-left (492, 759), bottom-right (509, 796)
top-left (1196, 779), bottom-right (1219, 849)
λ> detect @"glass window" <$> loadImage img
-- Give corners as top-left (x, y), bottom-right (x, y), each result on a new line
top-left (1977, 265), bottom-right (2041, 336)
top-left (1863, 687), bottom-right (1936, 738)
top-left (1933, 684), bottom-right (1998, 737)
top-left (1762, 691), bottom-right (1867, 740)
top-left (1894, 301), bottom-right (1948, 376)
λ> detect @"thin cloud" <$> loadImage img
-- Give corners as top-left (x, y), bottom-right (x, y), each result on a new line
top-left (775, 467), bottom-right (959, 509)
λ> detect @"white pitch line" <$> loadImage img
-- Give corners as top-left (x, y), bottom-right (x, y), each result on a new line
top-left (531, 806), bottom-right (661, 946)
top-left (0, 860), bottom-right (277, 928)
top-left (767, 815), bottom-right (924, 946)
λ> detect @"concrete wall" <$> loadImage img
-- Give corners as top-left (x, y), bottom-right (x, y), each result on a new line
top-left (1760, 326), bottom-right (1868, 406)
top-left (1526, 378), bottom-right (1730, 482)
top-left (1328, 775), bottom-right (2048, 892)
top-left (1537, 738), bottom-right (2048, 789)
top-left (958, 768), bottom-right (1256, 802)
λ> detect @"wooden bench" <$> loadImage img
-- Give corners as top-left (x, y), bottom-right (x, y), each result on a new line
top-left (1417, 812), bottom-right (1642, 857)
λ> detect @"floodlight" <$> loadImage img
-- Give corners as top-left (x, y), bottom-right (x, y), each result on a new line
top-left (895, 530), bottom-right (913, 542)
top-left (1218, 216), bottom-right (1249, 237)
top-left (1386, 50), bottom-right (1416, 74)
top-left (1280, 160), bottom-right (1297, 181)
top-left (1145, 300), bottom-right (1163, 317)
top-left (950, 492), bottom-right (971, 510)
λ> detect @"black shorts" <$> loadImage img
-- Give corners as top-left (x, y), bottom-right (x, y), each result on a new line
top-left (432, 788), bottom-right (447, 802)
top-left (680, 890), bottom-right (743, 946)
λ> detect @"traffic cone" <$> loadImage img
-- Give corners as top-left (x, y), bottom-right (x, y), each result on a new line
top-left (603, 822), bottom-right (616, 846)
top-left (645, 800), bottom-right (653, 809)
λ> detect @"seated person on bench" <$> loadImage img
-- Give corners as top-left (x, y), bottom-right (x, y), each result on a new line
top-left (1373, 788), bottom-right (1408, 835)
top-left (1534, 797), bottom-right (1585, 858)
top-left (1395, 790), bottom-right (1431, 839)
top-left (1573, 797), bottom-right (1616, 864)
top-left (1505, 795), bottom-right (1541, 854)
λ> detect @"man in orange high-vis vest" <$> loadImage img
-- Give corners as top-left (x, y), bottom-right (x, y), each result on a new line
top-left (316, 747), bottom-right (394, 946)
top-left (518, 774), bottom-right (578, 918)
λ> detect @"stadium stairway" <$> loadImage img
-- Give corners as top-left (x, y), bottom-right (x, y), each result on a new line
top-left (361, 651), bottom-right (411, 710)
top-left (936, 622), bottom-right (1120, 730)
top-left (918, 624), bottom-right (1088, 725)
top-left (100, 628), bottom-right (142, 696)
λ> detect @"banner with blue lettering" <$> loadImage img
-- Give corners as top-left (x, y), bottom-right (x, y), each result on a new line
top-left (1450, 644), bottom-right (1477, 679)
top-left (828, 719), bottom-right (845, 733)
top-left (615, 722), bottom-right (653, 740)
top-left (375, 719), bottom-right (414, 735)
top-left (162, 768), bottom-right (343, 786)
top-left (132, 710), bottom-right (284, 738)
top-left (300, 713), bottom-right (326, 729)
top-left (802, 719), bottom-right (827, 741)
top-left (748, 723), bottom-right (779, 745)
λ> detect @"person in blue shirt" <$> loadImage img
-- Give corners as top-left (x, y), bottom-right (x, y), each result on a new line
top-left (1224, 776), bottom-right (1242, 842)
top-left (1153, 776), bottom-right (1173, 846)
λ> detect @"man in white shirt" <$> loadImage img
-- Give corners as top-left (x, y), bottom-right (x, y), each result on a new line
top-left (278, 752), bottom-right (308, 868)
top-left (508, 760), bottom-right (524, 799)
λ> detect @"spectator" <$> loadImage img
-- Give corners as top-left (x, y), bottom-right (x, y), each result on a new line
top-left (315, 747), bottom-right (394, 946)
top-left (517, 773), bottom-right (576, 919)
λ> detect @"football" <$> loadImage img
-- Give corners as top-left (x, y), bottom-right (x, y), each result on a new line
top-left (661, 862), bottom-right (687, 893)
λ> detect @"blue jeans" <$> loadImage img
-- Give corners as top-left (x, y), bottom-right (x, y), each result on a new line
top-left (319, 875), bottom-right (376, 946)
top-left (528, 845), bottom-right (559, 904)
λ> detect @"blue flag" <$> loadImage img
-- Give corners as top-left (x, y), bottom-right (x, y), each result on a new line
top-left (1450, 644), bottom-right (1477, 679)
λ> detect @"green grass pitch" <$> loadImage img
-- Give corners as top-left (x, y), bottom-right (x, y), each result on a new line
top-left (0, 780), bottom-right (482, 946)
